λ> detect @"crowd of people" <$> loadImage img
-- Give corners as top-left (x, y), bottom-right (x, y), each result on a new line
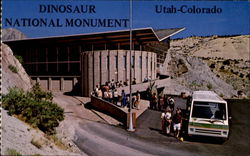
top-left (148, 94), bottom-right (183, 138)
top-left (92, 79), bottom-right (140, 109)
top-left (161, 107), bottom-right (182, 138)
top-left (93, 82), bottom-right (183, 138)
top-left (149, 94), bottom-right (175, 112)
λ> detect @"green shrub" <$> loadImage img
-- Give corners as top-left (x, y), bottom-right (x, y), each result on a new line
top-left (207, 83), bottom-right (213, 90)
top-left (219, 93), bottom-right (224, 97)
top-left (14, 55), bottom-right (23, 64)
top-left (6, 148), bottom-right (22, 156)
top-left (8, 64), bottom-right (18, 73)
top-left (27, 82), bottom-right (53, 102)
top-left (45, 134), bottom-right (68, 150)
top-left (2, 83), bottom-right (64, 134)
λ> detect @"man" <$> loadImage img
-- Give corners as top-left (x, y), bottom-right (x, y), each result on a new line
top-left (169, 96), bottom-right (175, 112)
top-left (121, 90), bottom-right (127, 107)
top-left (113, 89), bottom-right (119, 105)
top-left (134, 91), bottom-right (140, 109)
top-left (172, 109), bottom-right (182, 138)
top-left (151, 93), bottom-right (157, 110)
top-left (108, 90), bottom-right (113, 103)
top-left (111, 79), bottom-right (115, 90)
top-left (97, 88), bottom-right (102, 98)
top-left (159, 95), bottom-right (164, 111)
top-left (103, 89), bottom-right (109, 101)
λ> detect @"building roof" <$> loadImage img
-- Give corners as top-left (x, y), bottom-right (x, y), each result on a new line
top-left (192, 91), bottom-right (226, 103)
top-left (155, 28), bottom-right (185, 41)
top-left (4, 27), bottom-right (185, 46)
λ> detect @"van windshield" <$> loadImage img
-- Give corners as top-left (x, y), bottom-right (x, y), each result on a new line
top-left (191, 101), bottom-right (226, 120)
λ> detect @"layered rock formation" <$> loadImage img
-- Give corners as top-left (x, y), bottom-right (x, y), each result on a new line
top-left (162, 35), bottom-right (249, 97)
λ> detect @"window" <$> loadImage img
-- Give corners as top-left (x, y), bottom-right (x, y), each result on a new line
top-left (124, 55), bottom-right (127, 69)
top-left (107, 55), bottom-right (109, 70)
top-left (115, 55), bottom-right (118, 69)
top-left (146, 56), bottom-right (148, 69)
top-left (151, 57), bottom-right (153, 72)
top-left (139, 56), bottom-right (142, 69)
top-left (132, 56), bottom-right (135, 68)
top-left (99, 54), bottom-right (102, 70)
top-left (192, 102), bottom-right (226, 120)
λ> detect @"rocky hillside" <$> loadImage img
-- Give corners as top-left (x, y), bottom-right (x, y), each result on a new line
top-left (162, 35), bottom-right (249, 97)
top-left (1, 28), bottom-right (84, 155)
top-left (2, 43), bottom-right (33, 94)
top-left (2, 28), bottom-right (31, 94)
top-left (2, 28), bottom-right (27, 41)
top-left (1, 109), bottom-right (82, 156)
top-left (171, 35), bottom-right (249, 60)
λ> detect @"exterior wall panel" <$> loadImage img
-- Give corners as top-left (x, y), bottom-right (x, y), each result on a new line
top-left (52, 79), bottom-right (60, 91)
top-left (88, 52), bottom-right (94, 95)
top-left (93, 51), bottom-right (100, 88)
top-left (81, 50), bottom-right (157, 96)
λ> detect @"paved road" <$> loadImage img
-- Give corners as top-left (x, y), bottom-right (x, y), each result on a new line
top-left (74, 98), bottom-right (250, 156)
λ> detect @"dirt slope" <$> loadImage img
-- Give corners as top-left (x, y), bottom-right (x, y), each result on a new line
top-left (1, 109), bottom-right (82, 156)
top-left (162, 35), bottom-right (249, 97)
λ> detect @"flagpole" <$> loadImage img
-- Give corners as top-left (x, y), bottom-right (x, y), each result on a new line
top-left (128, 0), bottom-right (135, 132)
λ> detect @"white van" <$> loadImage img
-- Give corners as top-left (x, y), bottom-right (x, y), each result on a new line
top-left (188, 91), bottom-right (229, 138)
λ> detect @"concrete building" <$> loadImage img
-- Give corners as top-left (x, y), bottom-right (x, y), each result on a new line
top-left (4, 27), bottom-right (184, 96)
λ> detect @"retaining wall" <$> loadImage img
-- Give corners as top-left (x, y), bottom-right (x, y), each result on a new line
top-left (91, 95), bottom-right (136, 128)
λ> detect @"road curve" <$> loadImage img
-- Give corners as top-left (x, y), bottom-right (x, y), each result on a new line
top-left (74, 99), bottom-right (250, 156)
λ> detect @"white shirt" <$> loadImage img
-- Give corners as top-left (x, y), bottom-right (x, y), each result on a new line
top-left (165, 112), bottom-right (171, 120)
top-left (114, 91), bottom-right (118, 97)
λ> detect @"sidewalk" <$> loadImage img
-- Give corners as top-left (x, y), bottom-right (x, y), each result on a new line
top-left (119, 100), bottom-right (150, 118)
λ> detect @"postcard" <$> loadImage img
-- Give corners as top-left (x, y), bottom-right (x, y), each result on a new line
top-left (1, 0), bottom-right (249, 155)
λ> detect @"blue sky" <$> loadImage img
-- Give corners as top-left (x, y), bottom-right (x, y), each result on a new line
top-left (2, 0), bottom-right (249, 39)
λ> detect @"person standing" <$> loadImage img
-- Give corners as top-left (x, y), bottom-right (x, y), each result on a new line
top-left (172, 109), bottom-right (182, 138)
top-left (161, 110), bottom-right (166, 134)
top-left (159, 95), bottom-right (164, 111)
top-left (121, 90), bottom-right (127, 107)
top-left (103, 89), bottom-right (109, 101)
top-left (113, 89), bottom-right (119, 105)
top-left (165, 107), bottom-right (172, 135)
top-left (111, 79), bottom-right (115, 90)
top-left (135, 91), bottom-right (141, 109)
top-left (132, 95), bottom-right (136, 108)
top-left (97, 88), bottom-right (103, 98)
top-left (151, 93), bottom-right (158, 110)
top-left (108, 90), bottom-right (113, 103)
top-left (169, 96), bottom-right (175, 112)
top-left (94, 85), bottom-right (99, 96)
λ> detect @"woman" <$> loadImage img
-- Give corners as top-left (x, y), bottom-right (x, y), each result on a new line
top-left (165, 107), bottom-right (172, 135)
top-left (161, 110), bottom-right (167, 134)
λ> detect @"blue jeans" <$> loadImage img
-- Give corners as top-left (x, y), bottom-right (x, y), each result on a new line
top-left (122, 98), bottom-right (126, 107)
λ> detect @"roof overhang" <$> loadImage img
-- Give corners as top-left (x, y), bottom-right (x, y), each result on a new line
top-left (3, 27), bottom-right (185, 46)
